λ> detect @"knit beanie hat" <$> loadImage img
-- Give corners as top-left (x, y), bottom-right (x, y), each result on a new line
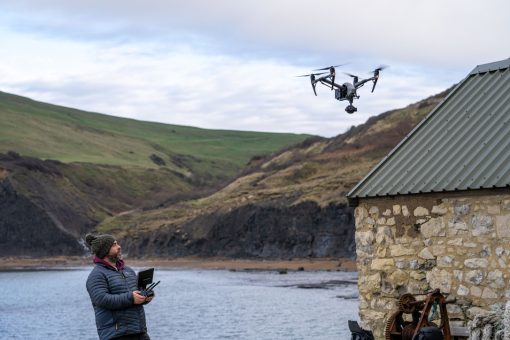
top-left (85, 233), bottom-right (116, 259)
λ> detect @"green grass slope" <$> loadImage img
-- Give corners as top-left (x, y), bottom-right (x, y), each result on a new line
top-left (0, 91), bottom-right (310, 177)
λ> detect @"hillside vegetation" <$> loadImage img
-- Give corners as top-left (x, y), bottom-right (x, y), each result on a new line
top-left (0, 91), bottom-right (309, 256)
top-left (0, 91), bottom-right (309, 178)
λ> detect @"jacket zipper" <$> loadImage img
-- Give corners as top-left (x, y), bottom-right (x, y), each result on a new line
top-left (117, 270), bottom-right (126, 331)
top-left (121, 270), bottom-right (129, 291)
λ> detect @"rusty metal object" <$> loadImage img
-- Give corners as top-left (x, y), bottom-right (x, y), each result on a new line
top-left (384, 289), bottom-right (452, 340)
top-left (398, 293), bottom-right (417, 314)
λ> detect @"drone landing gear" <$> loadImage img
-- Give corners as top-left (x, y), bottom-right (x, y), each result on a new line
top-left (345, 105), bottom-right (357, 114)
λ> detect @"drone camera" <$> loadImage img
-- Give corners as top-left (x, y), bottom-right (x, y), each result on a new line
top-left (345, 105), bottom-right (357, 114)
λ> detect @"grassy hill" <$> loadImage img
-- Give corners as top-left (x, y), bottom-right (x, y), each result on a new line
top-left (0, 90), bottom-right (311, 256)
top-left (0, 91), bottom-right (310, 177)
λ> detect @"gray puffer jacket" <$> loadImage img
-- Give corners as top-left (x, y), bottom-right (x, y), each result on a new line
top-left (86, 261), bottom-right (148, 340)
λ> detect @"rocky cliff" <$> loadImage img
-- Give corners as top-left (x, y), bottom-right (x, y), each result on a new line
top-left (121, 201), bottom-right (355, 258)
top-left (0, 178), bottom-right (82, 256)
top-left (0, 151), bottom-right (198, 256)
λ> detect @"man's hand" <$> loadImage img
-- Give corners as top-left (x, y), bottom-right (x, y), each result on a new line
top-left (132, 291), bottom-right (147, 305)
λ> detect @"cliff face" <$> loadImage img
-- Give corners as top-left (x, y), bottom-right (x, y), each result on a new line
top-left (0, 179), bottom-right (83, 256)
top-left (121, 201), bottom-right (355, 258)
top-left (0, 151), bottom-right (199, 256)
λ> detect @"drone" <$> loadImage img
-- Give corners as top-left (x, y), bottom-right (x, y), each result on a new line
top-left (298, 64), bottom-right (387, 114)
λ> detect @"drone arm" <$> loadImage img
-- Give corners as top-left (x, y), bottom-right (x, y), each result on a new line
top-left (311, 82), bottom-right (317, 96)
top-left (353, 76), bottom-right (375, 89)
top-left (371, 76), bottom-right (379, 92)
top-left (314, 74), bottom-right (331, 83)
top-left (316, 77), bottom-right (343, 91)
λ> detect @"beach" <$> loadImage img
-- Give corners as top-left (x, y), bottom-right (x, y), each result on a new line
top-left (0, 256), bottom-right (356, 271)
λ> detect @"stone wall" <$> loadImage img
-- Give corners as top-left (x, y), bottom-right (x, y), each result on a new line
top-left (354, 191), bottom-right (510, 339)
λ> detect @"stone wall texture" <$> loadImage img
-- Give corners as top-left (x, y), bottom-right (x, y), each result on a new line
top-left (355, 192), bottom-right (510, 339)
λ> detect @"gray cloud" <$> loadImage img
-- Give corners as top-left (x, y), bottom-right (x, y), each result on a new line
top-left (4, 0), bottom-right (509, 65)
top-left (0, 1), bottom-right (508, 137)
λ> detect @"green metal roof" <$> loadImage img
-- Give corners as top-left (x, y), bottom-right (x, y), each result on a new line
top-left (347, 58), bottom-right (510, 202)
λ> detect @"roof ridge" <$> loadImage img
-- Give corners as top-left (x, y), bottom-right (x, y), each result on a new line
top-left (470, 57), bottom-right (510, 75)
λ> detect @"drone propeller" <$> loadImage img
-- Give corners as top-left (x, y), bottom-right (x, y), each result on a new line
top-left (296, 72), bottom-right (327, 77)
top-left (370, 65), bottom-right (388, 92)
top-left (312, 63), bottom-right (348, 71)
top-left (297, 72), bottom-right (326, 96)
top-left (370, 65), bottom-right (388, 74)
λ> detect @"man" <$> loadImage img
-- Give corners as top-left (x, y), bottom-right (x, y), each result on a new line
top-left (85, 233), bottom-right (153, 340)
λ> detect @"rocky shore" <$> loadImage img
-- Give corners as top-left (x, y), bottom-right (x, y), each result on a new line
top-left (0, 256), bottom-right (356, 272)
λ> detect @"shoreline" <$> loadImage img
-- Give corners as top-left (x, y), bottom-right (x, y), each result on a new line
top-left (0, 256), bottom-right (357, 272)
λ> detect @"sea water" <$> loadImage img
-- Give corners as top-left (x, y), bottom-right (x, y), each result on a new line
top-left (0, 268), bottom-right (359, 339)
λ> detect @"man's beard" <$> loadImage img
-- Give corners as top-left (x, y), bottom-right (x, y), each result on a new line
top-left (107, 252), bottom-right (122, 263)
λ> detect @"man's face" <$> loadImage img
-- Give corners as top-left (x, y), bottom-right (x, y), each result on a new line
top-left (107, 241), bottom-right (122, 262)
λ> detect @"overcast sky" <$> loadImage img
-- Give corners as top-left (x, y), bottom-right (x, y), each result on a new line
top-left (1, 1), bottom-right (509, 137)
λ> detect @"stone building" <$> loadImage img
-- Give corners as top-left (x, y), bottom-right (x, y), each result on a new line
top-left (347, 58), bottom-right (510, 339)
